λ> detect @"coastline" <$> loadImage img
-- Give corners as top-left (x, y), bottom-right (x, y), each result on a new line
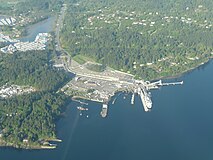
top-left (71, 57), bottom-right (213, 104)
top-left (149, 57), bottom-right (213, 82)
top-left (0, 138), bottom-right (62, 150)
top-left (1, 58), bottom-right (212, 150)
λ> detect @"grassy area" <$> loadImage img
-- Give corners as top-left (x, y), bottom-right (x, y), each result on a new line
top-left (73, 55), bottom-right (86, 64)
top-left (85, 63), bottom-right (106, 72)
top-left (72, 54), bottom-right (95, 65)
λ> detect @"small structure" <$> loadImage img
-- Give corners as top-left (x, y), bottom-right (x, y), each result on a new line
top-left (0, 17), bottom-right (16, 26)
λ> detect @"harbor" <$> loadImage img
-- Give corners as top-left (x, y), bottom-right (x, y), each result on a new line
top-left (59, 55), bottom-right (184, 115)
top-left (1, 58), bottom-right (213, 160)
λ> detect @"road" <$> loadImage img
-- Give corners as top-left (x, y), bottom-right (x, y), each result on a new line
top-left (55, 3), bottom-right (67, 52)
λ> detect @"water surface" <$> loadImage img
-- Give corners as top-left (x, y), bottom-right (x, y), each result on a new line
top-left (0, 60), bottom-right (213, 160)
top-left (19, 17), bottom-right (56, 42)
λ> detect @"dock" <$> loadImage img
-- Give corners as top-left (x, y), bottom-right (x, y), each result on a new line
top-left (131, 93), bottom-right (135, 104)
top-left (146, 80), bottom-right (183, 89)
top-left (159, 81), bottom-right (183, 86)
top-left (72, 99), bottom-right (88, 105)
top-left (136, 79), bottom-right (183, 112)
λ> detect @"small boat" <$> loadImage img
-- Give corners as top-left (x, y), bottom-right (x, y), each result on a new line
top-left (77, 106), bottom-right (88, 111)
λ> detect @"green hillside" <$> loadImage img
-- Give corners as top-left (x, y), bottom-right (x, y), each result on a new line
top-left (61, 0), bottom-right (213, 80)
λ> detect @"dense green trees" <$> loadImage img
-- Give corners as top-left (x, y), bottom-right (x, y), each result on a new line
top-left (0, 0), bottom-right (63, 15)
top-left (61, 0), bottom-right (213, 80)
top-left (0, 50), bottom-right (69, 91)
top-left (0, 50), bottom-right (71, 147)
top-left (0, 92), bottom-right (69, 146)
top-left (14, 0), bottom-right (63, 15)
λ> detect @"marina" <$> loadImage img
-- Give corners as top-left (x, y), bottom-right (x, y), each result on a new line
top-left (0, 33), bottom-right (50, 53)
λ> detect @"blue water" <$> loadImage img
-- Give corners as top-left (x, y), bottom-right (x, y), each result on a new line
top-left (0, 60), bottom-right (213, 160)
top-left (19, 17), bottom-right (56, 42)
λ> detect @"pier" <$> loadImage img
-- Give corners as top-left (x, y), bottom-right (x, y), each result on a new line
top-left (72, 99), bottom-right (88, 105)
top-left (159, 81), bottom-right (183, 86)
top-left (61, 53), bottom-right (183, 113)
top-left (146, 80), bottom-right (183, 89)
top-left (136, 80), bottom-right (183, 112)
top-left (131, 93), bottom-right (135, 104)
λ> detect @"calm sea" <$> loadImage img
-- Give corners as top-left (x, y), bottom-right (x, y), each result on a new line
top-left (0, 60), bottom-right (213, 160)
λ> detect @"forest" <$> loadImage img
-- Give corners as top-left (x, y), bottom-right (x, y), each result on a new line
top-left (0, 50), bottom-right (69, 91)
top-left (61, 0), bottom-right (213, 80)
top-left (0, 0), bottom-right (63, 15)
top-left (0, 92), bottom-right (69, 147)
top-left (0, 50), bottom-right (71, 148)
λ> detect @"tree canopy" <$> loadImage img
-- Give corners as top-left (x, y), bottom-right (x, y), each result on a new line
top-left (61, 0), bottom-right (213, 80)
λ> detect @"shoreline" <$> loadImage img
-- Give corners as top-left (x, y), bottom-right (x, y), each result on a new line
top-left (149, 57), bottom-right (213, 82)
top-left (0, 138), bottom-right (62, 150)
top-left (71, 57), bottom-right (213, 104)
top-left (0, 58), bottom-right (211, 150)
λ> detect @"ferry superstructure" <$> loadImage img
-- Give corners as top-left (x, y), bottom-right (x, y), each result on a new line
top-left (138, 86), bottom-right (152, 112)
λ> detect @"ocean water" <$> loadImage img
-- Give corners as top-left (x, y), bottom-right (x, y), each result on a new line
top-left (0, 60), bottom-right (213, 160)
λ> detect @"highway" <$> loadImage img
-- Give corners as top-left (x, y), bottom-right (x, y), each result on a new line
top-left (55, 3), bottom-right (67, 52)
